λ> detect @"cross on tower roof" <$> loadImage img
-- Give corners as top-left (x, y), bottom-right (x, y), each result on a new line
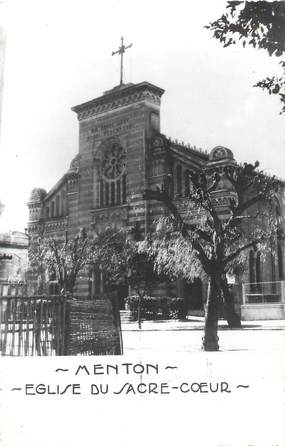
top-left (112, 36), bottom-right (132, 86)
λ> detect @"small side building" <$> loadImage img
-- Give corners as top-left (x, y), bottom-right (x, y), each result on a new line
top-left (0, 231), bottom-right (28, 296)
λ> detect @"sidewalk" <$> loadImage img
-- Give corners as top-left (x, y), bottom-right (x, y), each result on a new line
top-left (121, 317), bottom-right (285, 331)
top-left (121, 318), bottom-right (285, 354)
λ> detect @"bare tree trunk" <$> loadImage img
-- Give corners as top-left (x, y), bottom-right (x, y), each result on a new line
top-left (221, 276), bottom-right (242, 329)
top-left (202, 274), bottom-right (220, 351)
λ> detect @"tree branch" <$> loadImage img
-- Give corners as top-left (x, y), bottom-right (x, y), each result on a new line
top-left (143, 189), bottom-right (213, 243)
top-left (224, 237), bottom-right (264, 265)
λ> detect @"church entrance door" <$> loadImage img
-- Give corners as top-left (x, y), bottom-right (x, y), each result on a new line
top-left (117, 283), bottom-right (128, 310)
top-left (183, 278), bottom-right (204, 314)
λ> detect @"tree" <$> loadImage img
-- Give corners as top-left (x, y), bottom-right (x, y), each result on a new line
top-left (92, 228), bottom-right (158, 328)
top-left (28, 228), bottom-right (94, 295)
top-left (90, 227), bottom-right (128, 289)
top-left (142, 161), bottom-right (281, 351)
top-left (206, 1), bottom-right (285, 113)
top-left (126, 249), bottom-right (158, 329)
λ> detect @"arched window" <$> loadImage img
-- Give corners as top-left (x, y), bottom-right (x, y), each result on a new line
top-left (184, 170), bottom-right (190, 196)
top-left (98, 138), bottom-right (126, 208)
top-left (271, 251), bottom-right (276, 282)
top-left (176, 165), bottom-right (182, 196)
top-left (111, 182), bottom-right (115, 206)
top-left (61, 190), bottom-right (65, 216)
top-left (278, 243), bottom-right (284, 280)
top-left (256, 252), bottom-right (261, 283)
top-left (100, 179), bottom-right (104, 207)
top-left (116, 180), bottom-right (121, 205)
top-left (99, 176), bottom-right (127, 208)
top-left (249, 250), bottom-right (255, 284)
top-left (105, 183), bottom-right (109, 207)
top-left (55, 195), bottom-right (60, 217)
top-left (122, 174), bottom-right (127, 203)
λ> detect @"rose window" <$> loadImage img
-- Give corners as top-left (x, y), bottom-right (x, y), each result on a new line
top-left (101, 143), bottom-right (126, 181)
top-left (98, 140), bottom-right (127, 208)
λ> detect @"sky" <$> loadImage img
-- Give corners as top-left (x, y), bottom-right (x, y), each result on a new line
top-left (0, 0), bottom-right (284, 232)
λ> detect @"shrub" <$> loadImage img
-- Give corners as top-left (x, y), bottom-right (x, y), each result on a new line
top-left (125, 296), bottom-right (187, 320)
top-left (169, 298), bottom-right (187, 319)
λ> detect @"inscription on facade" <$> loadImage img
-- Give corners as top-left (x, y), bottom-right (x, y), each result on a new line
top-left (87, 118), bottom-right (131, 140)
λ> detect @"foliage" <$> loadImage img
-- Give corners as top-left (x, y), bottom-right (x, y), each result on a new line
top-left (140, 228), bottom-right (205, 282)
top-left (144, 162), bottom-right (280, 279)
top-left (143, 160), bottom-right (282, 346)
top-left (92, 227), bottom-right (160, 329)
top-left (206, 1), bottom-right (285, 113)
top-left (127, 250), bottom-right (158, 298)
top-left (29, 225), bottom-right (159, 300)
top-left (29, 228), bottom-right (94, 294)
top-left (91, 228), bottom-right (128, 287)
top-left (92, 228), bottom-right (159, 297)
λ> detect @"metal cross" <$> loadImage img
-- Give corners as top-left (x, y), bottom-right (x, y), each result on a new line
top-left (112, 36), bottom-right (132, 85)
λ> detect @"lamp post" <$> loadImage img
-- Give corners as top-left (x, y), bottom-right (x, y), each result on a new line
top-left (126, 222), bottom-right (144, 328)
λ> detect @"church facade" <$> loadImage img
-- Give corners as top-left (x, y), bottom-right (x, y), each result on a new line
top-left (27, 81), bottom-right (285, 320)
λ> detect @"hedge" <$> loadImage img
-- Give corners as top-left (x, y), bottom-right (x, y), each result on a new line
top-left (125, 296), bottom-right (187, 320)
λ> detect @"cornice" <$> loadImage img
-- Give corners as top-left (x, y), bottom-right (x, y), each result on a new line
top-left (90, 204), bottom-right (128, 224)
top-left (43, 218), bottom-right (68, 233)
top-left (148, 134), bottom-right (208, 167)
top-left (169, 141), bottom-right (208, 162)
top-left (72, 82), bottom-right (165, 121)
top-left (27, 217), bottom-right (68, 234)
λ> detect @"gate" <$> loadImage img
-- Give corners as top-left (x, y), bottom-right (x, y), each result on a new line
top-left (0, 292), bottom-right (123, 356)
top-left (0, 295), bottom-right (66, 356)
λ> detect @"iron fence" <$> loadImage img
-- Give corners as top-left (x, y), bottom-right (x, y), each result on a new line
top-left (0, 292), bottom-right (122, 356)
top-left (0, 295), bottom-right (66, 356)
top-left (242, 281), bottom-right (285, 305)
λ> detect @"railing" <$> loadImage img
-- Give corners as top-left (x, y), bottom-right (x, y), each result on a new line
top-left (0, 295), bottom-right (66, 356)
top-left (242, 281), bottom-right (285, 305)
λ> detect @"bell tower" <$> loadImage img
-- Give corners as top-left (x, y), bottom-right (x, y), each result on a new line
top-left (71, 81), bottom-right (165, 235)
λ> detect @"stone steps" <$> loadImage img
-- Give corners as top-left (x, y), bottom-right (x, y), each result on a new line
top-left (120, 310), bottom-right (135, 323)
top-left (187, 310), bottom-right (205, 317)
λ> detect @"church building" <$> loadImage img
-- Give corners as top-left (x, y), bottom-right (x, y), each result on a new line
top-left (27, 79), bottom-right (285, 321)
